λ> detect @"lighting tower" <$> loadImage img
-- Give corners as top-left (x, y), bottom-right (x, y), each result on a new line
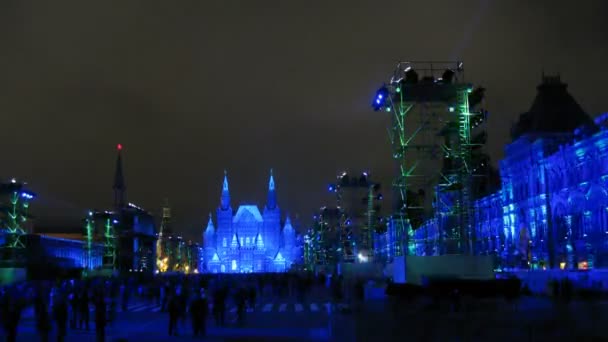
top-left (372, 61), bottom-right (483, 256)
top-left (83, 211), bottom-right (95, 270)
top-left (0, 179), bottom-right (35, 260)
top-left (328, 172), bottom-right (382, 261)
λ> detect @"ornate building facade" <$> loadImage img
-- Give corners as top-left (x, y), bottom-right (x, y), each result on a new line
top-left (201, 170), bottom-right (298, 273)
top-left (379, 76), bottom-right (608, 270)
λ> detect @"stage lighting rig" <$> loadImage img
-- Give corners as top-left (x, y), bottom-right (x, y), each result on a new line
top-left (371, 60), bottom-right (481, 256)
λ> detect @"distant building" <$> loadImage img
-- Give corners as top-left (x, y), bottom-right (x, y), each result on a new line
top-left (202, 170), bottom-right (298, 273)
top-left (156, 200), bottom-right (202, 274)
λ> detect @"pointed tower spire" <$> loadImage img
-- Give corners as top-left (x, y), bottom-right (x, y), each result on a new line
top-left (113, 143), bottom-right (126, 209)
top-left (220, 170), bottom-right (231, 210)
top-left (203, 213), bottom-right (215, 249)
top-left (205, 213), bottom-right (214, 234)
top-left (267, 168), bottom-right (277, 210)
top-left (283, 216), bottom-right (293, 231)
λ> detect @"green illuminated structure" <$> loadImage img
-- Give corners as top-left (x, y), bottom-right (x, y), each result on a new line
top-left (104, 217), bottom-right (116, 269)
top-left (83, 212), bottom-right (95, 269)
top-left (0, 179), bottom-right (34, 260)
top-left (373, 61), bottom-right (484, 256)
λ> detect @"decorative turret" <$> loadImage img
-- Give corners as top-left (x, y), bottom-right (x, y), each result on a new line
top-left (231, 233), bottom-right (239, 248)
top-left (282, 216), bottom-right (296, 264)
top-left (203, 213), bottom-right (215, 248)
top-left (113, 143), bottom-right (126, 209)
top-left (256, 233), bottom-right (264, 249)
top-left (267, 168), bottom-right (277, 210)
top-left (220, 170), bottom-right (231, 210)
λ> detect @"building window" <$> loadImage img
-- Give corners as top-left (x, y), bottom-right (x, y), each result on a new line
top-left (246, 237), bottom-right (250, 246)
top-left (222, 237), bottom-right (227, 247)
top-left (231, 259), bottom-right (237, 271)
top-left (240, 237), bottom-right (244, 246)
top-left (220, 265), bottom-right (225, 272)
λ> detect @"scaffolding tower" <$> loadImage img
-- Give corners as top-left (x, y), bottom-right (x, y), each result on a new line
top-left (329, 172), bottom-right (382, 261)
top-left (373, 61), bottom-right (483, 256)
top-left (0, 179), bottom-right (35, 261)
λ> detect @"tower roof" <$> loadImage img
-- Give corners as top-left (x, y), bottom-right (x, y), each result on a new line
top-left (269, 168), bottom-right (275, 191)
top-left (266, 168), bottom-right (277, 210)
top-left (220, 170), bottom-right (231, 210)
top-left (205, 213), bottom-right (214, 234)
top-left (233, 205), bottom-right (263, 223)
top-left (283, 216), bottom-right (294, 232)
top-left (511, 75), bottom-right (598, 140)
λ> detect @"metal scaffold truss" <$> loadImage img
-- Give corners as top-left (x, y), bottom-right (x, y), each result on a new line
top-left (373, 61), bottom-right (484, 257)
top-left (82, 210), bottom-right (117, 271)
top-left (0, 180), bottom-right (35, 261)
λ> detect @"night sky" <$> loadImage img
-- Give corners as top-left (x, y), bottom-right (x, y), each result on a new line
top-left (1, 1), bottom-right (607, 239)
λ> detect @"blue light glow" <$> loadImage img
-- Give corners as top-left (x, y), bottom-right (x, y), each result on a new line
top-left (202, 175), bottom-right (298, 273)
top-left (374, 120), bottom-right (608, 269)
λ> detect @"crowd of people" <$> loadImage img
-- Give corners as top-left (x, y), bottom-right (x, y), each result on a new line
top-left (0, 272), bottom-right (352, 342)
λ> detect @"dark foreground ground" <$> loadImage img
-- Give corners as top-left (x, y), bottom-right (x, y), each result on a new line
top-left (346, 296), bottom-right (608, 342)
top-left (8, 296), bottom-right (608, 341)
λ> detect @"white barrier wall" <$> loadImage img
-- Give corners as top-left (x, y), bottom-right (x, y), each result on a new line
top-left (404, 255), bottom-right (495, 285)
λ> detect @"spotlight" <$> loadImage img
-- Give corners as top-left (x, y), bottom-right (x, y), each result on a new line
top-left (372, 86), bottom-right (389, 111)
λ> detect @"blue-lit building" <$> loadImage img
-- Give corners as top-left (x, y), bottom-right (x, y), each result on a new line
top-left (25, 233), bottom-right (103, 270)
top-left (379, 75), bottom-right (608, 270)
top-left (202, 170), bottom-right (298, 273)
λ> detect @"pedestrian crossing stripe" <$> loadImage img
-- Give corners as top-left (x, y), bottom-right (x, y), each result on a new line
top-left (22, 302), bottom-right (333, 318)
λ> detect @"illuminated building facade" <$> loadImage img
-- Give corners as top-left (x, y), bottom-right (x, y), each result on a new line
top-left (384, 75), bottom-right (608, 270)
top-left (202, 170), bottom-right (298, 273)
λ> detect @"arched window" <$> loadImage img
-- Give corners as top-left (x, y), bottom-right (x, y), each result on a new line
top-left (220, 265), bottom-right (225, 272)
top-left (246, 237), bottom-right (250, 246)
top-left (222, 237), bottom-right (227, 247)
top-left (231, 259), bottom-right (237, 271)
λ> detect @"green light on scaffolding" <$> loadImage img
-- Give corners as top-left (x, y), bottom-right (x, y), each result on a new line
top-left (396, 87), bottom-right (401, 93)
top-left (467, 88), bottom-right (473, 93)
top-left (448, 107), bottom-right (455, 113)
top-left (385, 107), bottom-right (391, 112)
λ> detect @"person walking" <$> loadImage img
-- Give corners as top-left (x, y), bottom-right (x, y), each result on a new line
top-left (190, 289), bottom-right (208, 337)
top-left (78, 288), bottom-right (90, 330)
top-left (34, 290), bottom-right (51, 342)
top-left (53, 292), bottom-right (68, 342)
top-left (168, 294), bottom-right (181, 336)
top-left (94, 291), bottom-right (106, 342)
